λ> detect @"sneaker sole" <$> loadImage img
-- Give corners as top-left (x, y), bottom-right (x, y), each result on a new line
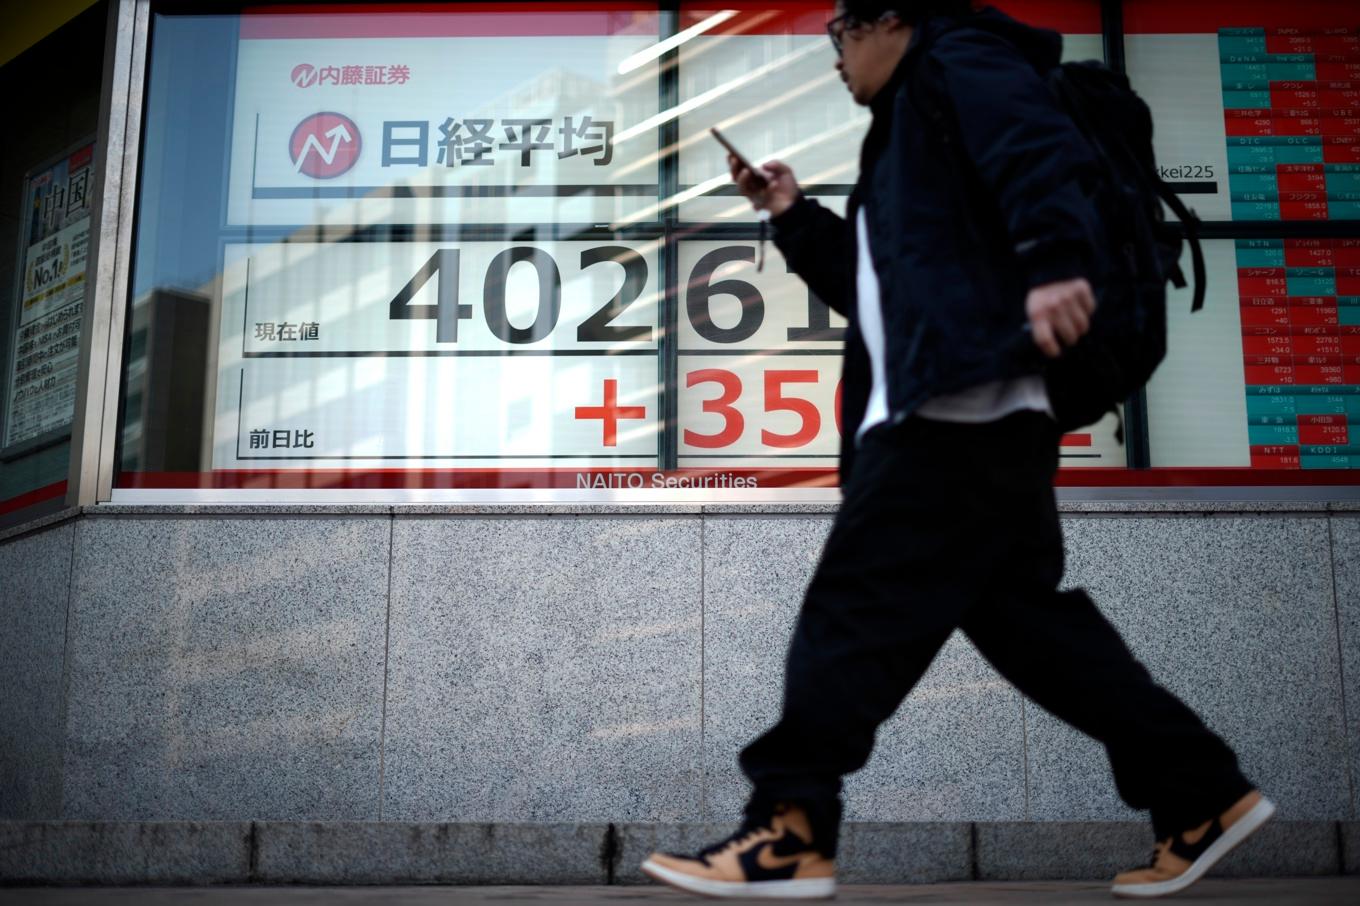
top-left (1111, 796), bottom-right (1277, 899)
top-left (641, 858), bottom-right (836, 900)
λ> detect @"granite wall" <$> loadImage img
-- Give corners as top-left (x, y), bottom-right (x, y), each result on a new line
top-left (2, 504), bottom-right (1356, 829)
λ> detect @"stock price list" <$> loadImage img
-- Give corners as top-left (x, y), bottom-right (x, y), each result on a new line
top-left (1238, 239), bottom-right (1360, 469)
top-left (1222, 26), bottom-right (1360, 221)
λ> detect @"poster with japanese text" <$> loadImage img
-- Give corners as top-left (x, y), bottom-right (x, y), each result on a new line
top-left (3, 143), bottom-right (94, 450)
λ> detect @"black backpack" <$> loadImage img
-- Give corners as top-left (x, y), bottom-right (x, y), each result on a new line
top-left (915, 44), bottom-right (1207, 438)
top-left (1041, 61), bottom-right (1206, 437)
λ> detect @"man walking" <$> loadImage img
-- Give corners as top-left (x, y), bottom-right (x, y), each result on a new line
top-left (642, 1), bottom-right (1272, 899)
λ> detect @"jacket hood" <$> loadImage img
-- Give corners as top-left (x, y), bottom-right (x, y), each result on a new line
top-left (870, 6), bottom-right (1064, 116)
top-left (957, 6), bottom-right (1065, 75)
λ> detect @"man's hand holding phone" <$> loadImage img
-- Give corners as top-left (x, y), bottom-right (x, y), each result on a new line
top-left (712, 128), bottom-right (801, 218)
top-left (728, 156), bottom-right (801, 218)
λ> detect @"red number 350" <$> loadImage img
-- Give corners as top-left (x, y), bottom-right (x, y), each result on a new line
top-left (684, 369), bottom-right (842, 449)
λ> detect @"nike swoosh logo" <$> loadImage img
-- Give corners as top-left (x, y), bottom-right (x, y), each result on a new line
top-left (755, 836), bottom-right (805, 872)
top-left (1170, 818), bottom-right (1222, 862)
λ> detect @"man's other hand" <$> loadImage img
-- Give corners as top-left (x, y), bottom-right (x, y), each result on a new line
top-left (729, 156), bottom-right (800, 218)
top-left (1026, 277), bottom-right (1096, 359)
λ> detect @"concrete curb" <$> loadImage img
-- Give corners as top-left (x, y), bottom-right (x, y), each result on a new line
top-left (1343, 822), bottom-right (1360, 875)
top-left (7, 502), bottom-right (1360, 545)
top-left (0, 822), bottom-right (252, 885)
top-left (254, 823), bottom-right (608, 885)
top-left (2, 821), bottom-right (1356, 886)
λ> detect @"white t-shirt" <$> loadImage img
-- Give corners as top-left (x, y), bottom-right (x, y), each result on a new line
top-left (854, 207), bottom-right (1053, 443)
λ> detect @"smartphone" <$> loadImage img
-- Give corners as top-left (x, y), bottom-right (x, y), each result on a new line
top-left (711, 127), bottom-right (768, 187)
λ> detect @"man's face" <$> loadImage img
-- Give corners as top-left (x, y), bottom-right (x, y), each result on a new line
top-left (832, 5), bottom-right (914, 106)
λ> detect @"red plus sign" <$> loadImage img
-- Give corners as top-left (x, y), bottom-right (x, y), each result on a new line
top-left (575, 379), bottom-right (646, 447)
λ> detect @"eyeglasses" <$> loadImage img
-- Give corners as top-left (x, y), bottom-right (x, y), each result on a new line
top-left (826, 10), bottom-right (895, 56)
top-left (825, 12), bottom-right (856, 56)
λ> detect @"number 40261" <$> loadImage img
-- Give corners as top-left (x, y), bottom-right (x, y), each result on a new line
top-left (386, 245), bottom-right (844, 345)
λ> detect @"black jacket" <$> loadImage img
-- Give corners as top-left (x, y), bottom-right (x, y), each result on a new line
top-left (771, 7), bottom-right (1106, 479)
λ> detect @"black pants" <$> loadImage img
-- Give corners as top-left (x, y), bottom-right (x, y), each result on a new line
top-left (739, 413), bottom-right (1253, 856)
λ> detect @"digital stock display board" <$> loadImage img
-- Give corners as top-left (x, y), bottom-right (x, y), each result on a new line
top-left (113, 1), bottom-right (1359, 498)
top-left (174, 0), bottom-right (1121, 499)
top-left (1129, 1), bottom-right (1360, 476)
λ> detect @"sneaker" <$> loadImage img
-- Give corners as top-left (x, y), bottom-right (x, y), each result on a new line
top-left (641, 803), bottom-right (836, 899)
top-left (1112, 790), bottom-right (1276, 899)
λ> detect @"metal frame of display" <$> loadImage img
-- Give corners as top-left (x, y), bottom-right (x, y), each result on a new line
top-left (40, 0), bottom-right (1360, 515)
top-left (659, 0), bottom-right (682, 472)
top-left (65, 0), bottom-right (146, 511)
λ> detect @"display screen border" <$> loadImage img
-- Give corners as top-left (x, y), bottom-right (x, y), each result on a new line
top-left (100, 0), bottom-right (1360, 503)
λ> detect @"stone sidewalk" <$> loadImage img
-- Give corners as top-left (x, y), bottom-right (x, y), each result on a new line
top-left (7, 821), bottom-right (1358, 886)
top-left (4, 881), bottom-right (1360, 905)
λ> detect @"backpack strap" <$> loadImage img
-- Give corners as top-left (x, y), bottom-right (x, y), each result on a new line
top-left (1049, 64), bottom-right (1208, 315)
top-left (1154, 183), bottom-right (1207, 313)
top-left (911, 20), bottom-right (1208, 319)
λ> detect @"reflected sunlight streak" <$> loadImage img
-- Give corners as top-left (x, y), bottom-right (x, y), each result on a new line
top-left (612, 41), bottom-right (824, 145)
top-left (612, 115), bottom-right (867, 226)
top-left (610, 68), bottom-right (843, 181)
top-left (617, 10), bottom-right (739, 75)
